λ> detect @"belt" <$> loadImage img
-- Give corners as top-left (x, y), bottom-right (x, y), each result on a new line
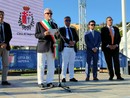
top-left (64, 46), bottom-right (74, 48)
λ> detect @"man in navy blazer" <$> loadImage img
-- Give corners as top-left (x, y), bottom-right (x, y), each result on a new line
top-left (84, 20), bottom-right (101, 81)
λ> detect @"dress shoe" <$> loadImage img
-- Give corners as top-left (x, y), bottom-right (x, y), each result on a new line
top-left (85, 78), bottom-right (89, 81)
top-left (47, 83), bottom-right (54, 87)
top-left (38, 83), bottom-right (44, 88)
top-left (1, 81), bottom-right (11, 85)
top-left (70, 78), bottom-right (78, 82)
top-left (93, 78), bottom-right (99, 81)
top-left (117, 77), bottom-right (124, 80)
top-left (109, 77), bottom-right (113, 81)
top-left (62, 78), bottom-right (66, 82)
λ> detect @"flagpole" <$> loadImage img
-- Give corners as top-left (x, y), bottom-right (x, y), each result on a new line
top-left (121, 0), bottom-right (128, 74)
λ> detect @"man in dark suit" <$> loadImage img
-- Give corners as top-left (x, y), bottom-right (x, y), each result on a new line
top-left (0, 10), bottom-right (12, 85)
top-left (59, 16), bottom-right (79, 82)
top-left (35, 8), bottom-right (58, 88)
top-left (101, 16), bottom-right (124, 80)
top-left (84, 20), bottom-right (101, 81)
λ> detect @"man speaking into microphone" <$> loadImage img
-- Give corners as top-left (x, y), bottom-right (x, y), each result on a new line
top-left (35, 8), bottom-right (58, 88)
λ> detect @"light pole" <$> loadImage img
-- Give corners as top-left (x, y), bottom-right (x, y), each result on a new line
top-left (121, 0), bottom-right (128, 74)
top-left (78, 0), bottom-right (87, 50)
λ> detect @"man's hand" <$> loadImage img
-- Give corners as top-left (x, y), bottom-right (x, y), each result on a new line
top-left (92, 48), bottom-right (98, 53)
top-left (44, 31), bottom-right (50, 36)
top-left (108, 45), bottom-right (117, 50)
top-left (112, 45), bottom-right (117, 50)
top-left (108, 45), bottom-right (113, 50)
top-left (69, 41), bottom-right (75, 46)
top-left (0, 43), bottom-right (7, 49)
top-left (54, 32), bottom-right (59, 37)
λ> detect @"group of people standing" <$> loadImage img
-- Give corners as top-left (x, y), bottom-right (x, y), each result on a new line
top-left (85, 18), bottom-right (124, 81)
top-left (35, 8), bottom-right (124, 88)
top-left (0, 8), bottom-right (124, 88)
top-left (35, 8), bottom-right (79, 88)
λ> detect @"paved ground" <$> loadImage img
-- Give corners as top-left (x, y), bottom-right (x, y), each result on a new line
top-left (0, 72), bottom-right (130, 98)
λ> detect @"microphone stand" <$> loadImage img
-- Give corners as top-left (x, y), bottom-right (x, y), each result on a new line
top-left (41, 19), bottom-right (71, 92)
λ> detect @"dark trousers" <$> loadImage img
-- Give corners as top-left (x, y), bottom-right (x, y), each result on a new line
top-left (86, 50), bottom-right (98, 78)
top-left (103, 50), bottom-right (121, 78)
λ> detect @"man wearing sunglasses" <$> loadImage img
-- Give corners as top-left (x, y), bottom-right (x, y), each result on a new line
top-left (35, 8), bottom-right (58, 88)
top-left (84, 20), bottom-right (101, 81)
top-left (101, 16), bottom-right (124, 81)
top-left (59, 16), bottom-right (79, 82)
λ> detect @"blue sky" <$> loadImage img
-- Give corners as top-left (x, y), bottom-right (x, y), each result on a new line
top-left (43, 0), bottom-right (130, 27)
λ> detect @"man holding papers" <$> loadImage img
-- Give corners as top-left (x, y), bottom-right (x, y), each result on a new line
top-left (35, 8), bottom-right (58, 88)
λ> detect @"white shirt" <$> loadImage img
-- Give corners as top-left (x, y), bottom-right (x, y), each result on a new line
top-left (90, 29), bottom-right (94, 37)
top-left (107, 26), bottom-right (115, 36)
top-left (106, 26), bottom-right (118, 47)
top-left (64, 26), bottom-right (73, 46)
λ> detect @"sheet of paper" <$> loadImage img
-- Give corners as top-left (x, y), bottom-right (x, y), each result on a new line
top-left (48, 29), bottom-right (57, 36)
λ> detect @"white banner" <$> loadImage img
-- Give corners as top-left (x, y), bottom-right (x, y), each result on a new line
top-left (0, 0), bottom-right (44, 46)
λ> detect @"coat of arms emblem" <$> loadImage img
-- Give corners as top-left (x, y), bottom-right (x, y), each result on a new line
top-left (18, 6), bottom-right (34, 30)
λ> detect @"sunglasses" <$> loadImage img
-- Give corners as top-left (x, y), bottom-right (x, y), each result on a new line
top-left (108, 19), bottom-right (112, 21)
top-left (45, 13), bottom-right (53, 15)
top-left (90, 24), bottom-right (95, 26)
top-left (65, 20), bottom-right (71, 22)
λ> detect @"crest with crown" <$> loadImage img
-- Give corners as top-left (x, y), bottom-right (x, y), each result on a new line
top-left (18, 6), bottom-right (34, 30)
top-left (23, 6), bottom-right (30, 11)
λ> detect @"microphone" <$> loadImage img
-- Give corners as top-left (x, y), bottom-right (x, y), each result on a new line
top-left (49, 18), bottom-right (54, 22)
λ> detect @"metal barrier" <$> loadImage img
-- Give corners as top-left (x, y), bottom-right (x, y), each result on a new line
top-left (0, 50), bottom-right (128, 70)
